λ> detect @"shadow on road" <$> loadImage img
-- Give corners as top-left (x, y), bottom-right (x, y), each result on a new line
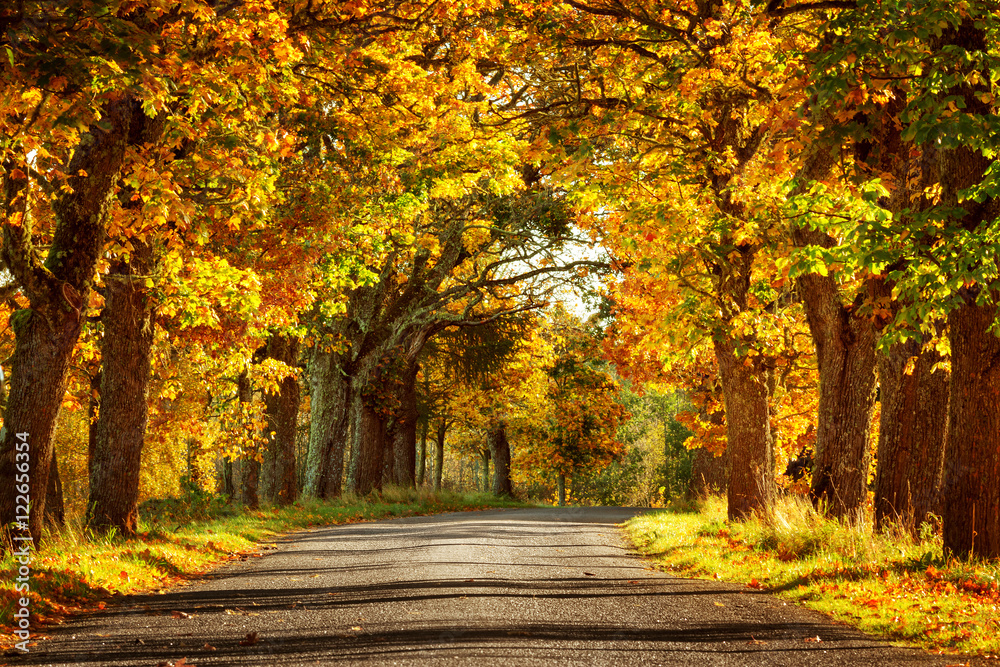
top-left (13, 575), bottom-right (879, 666)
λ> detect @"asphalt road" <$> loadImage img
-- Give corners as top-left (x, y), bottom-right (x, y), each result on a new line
top-left (13, 507), bottom-right (962, 666)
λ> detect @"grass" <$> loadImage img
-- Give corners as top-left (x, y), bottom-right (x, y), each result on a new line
top-left (623, 494), bottom-right (1000, 661)
top-left (1, 486), bottom-right (529, 651)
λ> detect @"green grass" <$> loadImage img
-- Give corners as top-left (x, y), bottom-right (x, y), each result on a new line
top-left (623, 495), bottom-right (1000, 660)
top-left (1, 487), bottom-right (529, 650)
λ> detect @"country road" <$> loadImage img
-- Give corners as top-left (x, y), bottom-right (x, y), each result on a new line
top-left (13, 507), bottom-right (961, 666)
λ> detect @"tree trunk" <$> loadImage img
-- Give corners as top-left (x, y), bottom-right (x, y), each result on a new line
top-left (382, 409), bottom-right (396, 487)
top-left (687, 447), bottom-right (729, 500)
top-left (480, 448), bottom-right (491, 492)
top-left (557, 474), bottom-right (567, 506)
top-left (714, 337), bottom-right (774, 521)
top-left (943, 299), bottom-right (1000, 558)
top-left (87, 241), bottom-right (156, 536)
top-left (388, 358), bottom-right (419, 487)
top-left (45, 450), bottom-right (65, 528)
top-left (349, 387), bottom-right (387, 496)
top-left (416, 416), bottom-right (428, 486)
top-left (795, 231), bottom-right (879, 519)
top-left (221, 456), bottom-right (235, 501)
top-left (433, 419), bottom-right (446, 491)
top-left (933, 16), bottom-right (999, 559)
top-left (0, 305), bottom-right (76, 544)
top-left (304, 345), bottom-right (349, 499)
top-left (238, 372), bottom-right (260, 509)
top-left (874, 339), bottom-right (949, 534)
top-left (0, 100), bottom-right (141, 547)
top-left (488, 418), bottom-right (513, 497)
top-left (262, 333), bottom-right (300, 506)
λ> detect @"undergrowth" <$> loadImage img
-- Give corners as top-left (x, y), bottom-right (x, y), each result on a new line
top-left (625, 494), bottom-right (1000, 661)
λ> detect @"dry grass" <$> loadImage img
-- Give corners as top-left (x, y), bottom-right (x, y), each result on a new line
top-left (625, 494), bottom-right (1000, 660)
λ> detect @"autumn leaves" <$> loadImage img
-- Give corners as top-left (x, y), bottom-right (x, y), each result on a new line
top-left (0, 1), bottom-right (998, 562)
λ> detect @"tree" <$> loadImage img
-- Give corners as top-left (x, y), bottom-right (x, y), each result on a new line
top-left (874, 336), bottom-right (948, 534)
top-left (495, 0), bottom-right (842, 520)
top-left (86, 238), bottom-right (158, 534)
top-left (260, 332), bottom-right (300, 506)
top-left (804, 0), bottom-right (1000, 555)
top-left (517, 308), bottom-right (628, 503)
top-left (0, 0), bottom-right (306, 544)
top-left (430, 315), bottom-right (532, 495)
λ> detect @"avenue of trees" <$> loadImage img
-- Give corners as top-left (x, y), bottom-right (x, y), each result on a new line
top-left (1, 0), bottom-right (998, 560)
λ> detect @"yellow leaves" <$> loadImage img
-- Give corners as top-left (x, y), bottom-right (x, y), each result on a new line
top-left (428, 177), bottom-right (470, 200)
top-left (255, 131), bottom-right (280, 150)
top-left (20, 88), bottom-right (43, 106)
top-left (462, 223), bottom-right (491, 254)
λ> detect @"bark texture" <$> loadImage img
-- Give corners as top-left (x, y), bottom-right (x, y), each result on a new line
top-left (304, 345), bottom-right (349, 499)
top-left (795, 229), bottom-right (879, 519)
top-left (488, 418), bottom-right (513, 497)
top-left (0, 99), bottom-right (139, 546)
top-left (935, 17), bottom-right (1000, 559)
top-left (943, 300), bottom-right (1000, 558)
top-left (261, 333), bottom-right (300, 506)
top-left (714, 338), bottom-right (774, 520)
top-left (387, 357), bottom-right (419, 487)
top-left (87, 241), bottom-right (157, 535)
top-left (351, 393), bottom-right (387, 496)
top-left (874, 339), bottom-right (949, 534)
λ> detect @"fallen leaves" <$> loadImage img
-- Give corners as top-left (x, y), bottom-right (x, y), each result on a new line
top-left (154, 659), bottom-right (191, 667)
top-left (224, 608), bottom-right (258, 616)
top-left (239, 631), bottom-right (259, 646)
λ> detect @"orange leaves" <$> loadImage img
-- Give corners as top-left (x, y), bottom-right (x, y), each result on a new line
top-left (514, 309), bottom-right (628, 478)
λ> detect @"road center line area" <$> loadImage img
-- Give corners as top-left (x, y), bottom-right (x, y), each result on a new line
top-left (14, 507), bottom-right (956, 666)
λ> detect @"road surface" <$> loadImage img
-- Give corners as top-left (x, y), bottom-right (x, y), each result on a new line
top-left (13, 507), bottom-right (961, 666)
